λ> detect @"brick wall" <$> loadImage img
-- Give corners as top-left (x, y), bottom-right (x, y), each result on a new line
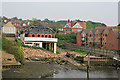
top-left (105, 30), bottom-right (119, 50)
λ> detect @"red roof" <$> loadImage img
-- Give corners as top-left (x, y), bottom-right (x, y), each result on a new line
top-left (65, 20), bottom-right (86, 29)
top-left (95, 26), bottom-right (116, 29)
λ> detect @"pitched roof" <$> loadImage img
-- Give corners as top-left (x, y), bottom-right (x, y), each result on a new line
top-left (65, 20), bottom-right (86, 29)
top-left (112, 28), bottom-right (120, 39)
top-left (4, 22), bottom-right (15, 27)
top-left (83, 29), bottom-right (90, 34)
top-left (91, 29), bottom-right (97, 34)
top-left (29, 27), bottom-right (55, 34)
top-left (97, 29), bottom-right (105, 34)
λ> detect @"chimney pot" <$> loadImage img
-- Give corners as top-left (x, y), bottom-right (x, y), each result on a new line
top-left (68, 19), bottom-right (70, 23)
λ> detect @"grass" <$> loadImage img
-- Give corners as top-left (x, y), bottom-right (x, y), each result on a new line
top-left (70, 49), bottom-right (88, 54)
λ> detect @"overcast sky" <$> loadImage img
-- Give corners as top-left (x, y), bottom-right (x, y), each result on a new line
top-left (1, 0), bottom-right (119, 26)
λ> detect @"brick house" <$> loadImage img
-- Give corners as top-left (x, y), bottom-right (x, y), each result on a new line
top-left (102, 28), bottom-right (112, 46)
top-left (76, 29), bottom-right (90, 46)
top-left (105, 28), bottom-right (120, 50)
top-left (59, 19), bottom-right (86, 34)
top-left (94, 29), bottom-right (104, 47)
top-left (87, 29), bottom-right (96, 46)
top-left (1, 22), bottom-right (17, 37)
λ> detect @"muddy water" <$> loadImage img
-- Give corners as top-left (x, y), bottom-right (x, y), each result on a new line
top-left (50, 66), bottom-right (120, 78)
top-left (2, 62), bottom-right (120, 79)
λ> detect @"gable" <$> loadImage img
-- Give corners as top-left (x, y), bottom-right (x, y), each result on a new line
top-left (72, 22), bottom-right (83, 28)
top-left (64, 24), bottom-right (70, 28)
top-left (4, 22), bottom-right (15, 27)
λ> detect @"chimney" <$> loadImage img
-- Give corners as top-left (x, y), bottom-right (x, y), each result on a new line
top-left (78, 19), bottom-right (80, 22)
top-left (68, 19), bottom-right (70, 23)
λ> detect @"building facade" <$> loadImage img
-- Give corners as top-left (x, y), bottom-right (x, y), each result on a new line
top-left (59, 19), bottom-right (86, 34)
top-left (76, 27), bottom-right (120, 50)
top-left (21, 24), bottom-right (58, 53)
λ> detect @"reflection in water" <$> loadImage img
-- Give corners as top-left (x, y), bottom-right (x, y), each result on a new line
top-left (49, 66), bottom-right (120, 78)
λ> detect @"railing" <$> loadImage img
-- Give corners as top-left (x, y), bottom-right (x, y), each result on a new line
top-left (23, 37), bottom-right (58, 43)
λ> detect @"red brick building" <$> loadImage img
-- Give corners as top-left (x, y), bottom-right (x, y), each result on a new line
top-left (105, 29), bottom-right (120, 50)
top-left (76, 29), bottom-right (90, 46)
top-left (59, 19), bottom-right (86, 34)
top-left (26, 24), bottom-right (55, 38)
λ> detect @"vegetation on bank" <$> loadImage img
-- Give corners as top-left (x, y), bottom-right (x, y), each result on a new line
top-left (55, 32), bottom-right (77, 49)
top-left (70, 49), bottom-right (89, 54)
top-left (1, 34), bottom-right (24, 64)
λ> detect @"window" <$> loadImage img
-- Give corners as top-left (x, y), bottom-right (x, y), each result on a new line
top-left (90, 42), bottom-right (92, 44)
top-left (45, 35), bottom-right (47, 38)
top-left (32, 34), bottom-right (34, 37)
top-left (68, 29), bottom-right (69, 31)
top-left (82, 34), bottom-right (85, 37)
top-left (90, 34), bottom-right (92, 37)
top-left (103, 34), bottom-right (104, 36)
top-left (49, 35), bottom-right (51, 38)
top-left (42, 35), bottom-right (44, 37)
top-left (103, 38), bottom-right (104, 40)
top-left (105, 34), bottom-right (107, 37)
top-left (96, 34), bottom-right (98, 37)
top-left (66, 25), bottom-right (69, 28)
top-left (38, 34), bottom-right (40, 37)
top-left (99, 34), bottom-right (101, 36)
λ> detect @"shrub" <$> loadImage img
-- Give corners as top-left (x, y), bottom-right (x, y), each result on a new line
top-left (2, 34), bottom-right (24, 64)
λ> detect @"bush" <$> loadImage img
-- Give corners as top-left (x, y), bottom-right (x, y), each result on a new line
top-left (2, 34), bottom-right (24, 64)
top-left (55, 32), bottom-right (77, 49)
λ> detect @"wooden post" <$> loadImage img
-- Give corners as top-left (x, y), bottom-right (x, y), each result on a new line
top-left (87, 52), bottom-right (90, 80)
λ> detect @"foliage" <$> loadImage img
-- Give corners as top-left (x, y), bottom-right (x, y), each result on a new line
top-left (86, 21), bottom-right (106, 29)
top-left (42, 18), bottom-right (55, 23)
top-left (56, 49), bottom-right (61, 54)
top-left (70, 49), bottom-right (88, 54)
top-left (55, 32), bottom-right (77, 49)
top-left (32, 18), bottom-right (40, 25)
top-left (2, 34), bottom-right (24, 64)
top-left (16, 40), bottom-right (22, 47)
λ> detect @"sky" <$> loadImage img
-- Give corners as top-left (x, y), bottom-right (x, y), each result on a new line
top-left (1, 0), bottom-right (119, 26)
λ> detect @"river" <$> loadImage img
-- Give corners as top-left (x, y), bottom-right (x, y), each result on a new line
top-left (2, 62), bottom-right (120, 79)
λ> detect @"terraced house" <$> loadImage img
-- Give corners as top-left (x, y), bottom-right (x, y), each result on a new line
top-left (76, 29), bottom-right (89, 46)
top-left (76, 26), bottom-right (120, 50)
top-left (105, 28), bottom-right (120, 50)
top-left (59, 19), bottom-right (86, 34)
top-left (102, 28), bottom-right (112, 46)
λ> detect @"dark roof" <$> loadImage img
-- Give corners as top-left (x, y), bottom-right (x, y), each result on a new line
top-left (34, 23), bottom-right (49, 28)
top-left (29, 27), bottom-right (55, 34)
top-left (92, 29), bottom-right (96, 34)
top-left (83, 29), bottom-right (90, 34)
top-left (98, 29), bottom-right (105, 34)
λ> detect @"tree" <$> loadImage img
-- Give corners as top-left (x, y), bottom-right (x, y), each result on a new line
top-left (32, 18), bottom-right (40, 25)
